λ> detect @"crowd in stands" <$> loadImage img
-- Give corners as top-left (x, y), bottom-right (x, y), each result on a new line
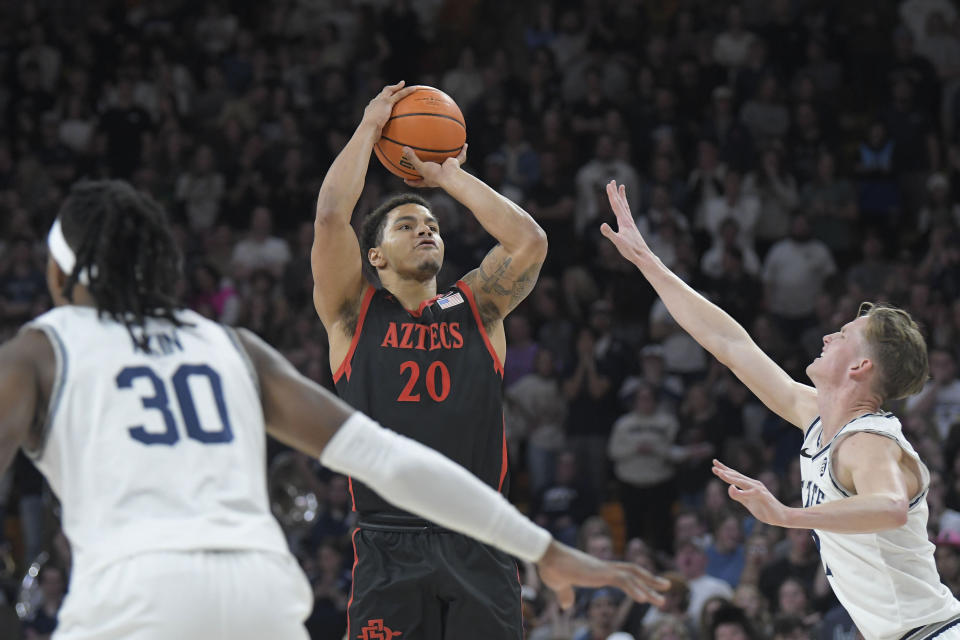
top-left (1, 0), bottom-right (960, 638)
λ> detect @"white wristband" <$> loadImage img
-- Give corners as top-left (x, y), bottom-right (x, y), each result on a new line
top-left (320, 412), bottom-right (552, 563)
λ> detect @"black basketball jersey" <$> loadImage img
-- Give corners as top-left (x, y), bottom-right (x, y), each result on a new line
top-left (333, 280), bottom-right (507, 515)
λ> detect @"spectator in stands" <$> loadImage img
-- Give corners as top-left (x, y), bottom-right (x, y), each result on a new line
top-left (530, 450), bottom-right (595, 547)
top-left (175, 144), bottom-right (225, 233)
top-left (907, 349), bottom-right (960, 441)
top-left (674, 538), bottom-right (734, 627)
top-left (705, 511), bottom-right (746, 588)
top-left (231, 206), bottom-right (291, 280)
top-left (762, 214), bottom-right (837, 335)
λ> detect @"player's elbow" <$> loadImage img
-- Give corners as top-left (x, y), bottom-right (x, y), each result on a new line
top-left (884, 496), bottom-right (909, 529)
top-left (520, 226), bottom-right (548, 261)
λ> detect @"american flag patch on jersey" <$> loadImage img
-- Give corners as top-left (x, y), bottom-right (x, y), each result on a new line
top-left (436, 292), bottom-right (464, 309)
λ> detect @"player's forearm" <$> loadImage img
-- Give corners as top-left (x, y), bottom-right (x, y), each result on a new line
top-left (320, 413), bottom-right (552, 562)
top-left (780, 492), bottom-right (908, 534)
top-left (634, 252), bottom-right (751, 362)
top-left (442, 169), bottom-right (547, 256)
top-left (315, 122), bottom-right (379, 223)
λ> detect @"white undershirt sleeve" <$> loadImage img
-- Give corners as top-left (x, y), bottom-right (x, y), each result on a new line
top-left (319, 412), bottom-right (553, 563)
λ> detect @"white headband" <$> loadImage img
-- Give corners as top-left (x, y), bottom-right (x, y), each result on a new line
top-left (47, 218), bottom-right (91, 286)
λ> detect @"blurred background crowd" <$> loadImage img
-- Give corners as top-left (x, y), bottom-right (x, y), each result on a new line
top-left (1, 0), bottom-right (960, 638)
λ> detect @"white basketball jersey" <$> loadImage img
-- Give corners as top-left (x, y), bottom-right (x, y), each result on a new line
top-left (800, 413), bottom-right (960, 640)
top-left (25, 306), bottom-right (290, 577)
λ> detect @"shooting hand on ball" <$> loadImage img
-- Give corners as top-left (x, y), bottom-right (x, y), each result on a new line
top-left (362, 81), bottom-right (418, 133)
top-left (401, 145), bottom-right (468, 189)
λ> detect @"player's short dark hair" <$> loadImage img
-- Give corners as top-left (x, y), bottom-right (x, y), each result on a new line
top-left (359, 193), bottom-right (431, 261)
top-left (58, 179), bottom-right (184, 352)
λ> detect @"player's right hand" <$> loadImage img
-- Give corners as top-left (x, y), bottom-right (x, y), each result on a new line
top-left (536, 541), bottom-right (669, 609)
top-left (362, 81), bottom-right (418, 132)
top-left (600, 180), bottom-right (653, 266)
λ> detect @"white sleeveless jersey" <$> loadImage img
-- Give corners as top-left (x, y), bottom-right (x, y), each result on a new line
top-left (25, 306), bottom-right (290, 577)
top-left (800, 413), bottom-right (960, 640)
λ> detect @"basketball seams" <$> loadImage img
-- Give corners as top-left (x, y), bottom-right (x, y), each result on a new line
top-left (386, 112), bottom-right (466, 129)
top-left (379, 135), bottom-right (464, 155)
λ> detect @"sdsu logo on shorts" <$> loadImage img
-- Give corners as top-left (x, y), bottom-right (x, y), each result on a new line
top-left (358, 619), bottom-right (402, 639)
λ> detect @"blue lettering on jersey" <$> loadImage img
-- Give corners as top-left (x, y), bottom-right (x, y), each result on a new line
top-left (116, 364), bottom-right (234, 445)
top-left (802, 480), bottom-right (826, 507)
top-left (134, 330), bottom-right (184, 356)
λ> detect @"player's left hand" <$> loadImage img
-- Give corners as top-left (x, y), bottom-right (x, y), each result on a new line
top-left (536, 541), bottom-right (669, 610)
top-left (712, 459), bottom-right (789, 526)
top-left (401, 145), bottom-right (467, 189)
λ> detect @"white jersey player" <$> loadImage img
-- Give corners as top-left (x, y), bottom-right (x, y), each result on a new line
top-left (601, 180), bottom-right (960, 640)
top-left (0, 180), bottom-right (667, 639)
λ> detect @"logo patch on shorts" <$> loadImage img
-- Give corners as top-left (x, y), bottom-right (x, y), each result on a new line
top-left (358, 619), bottom-right (402, 639)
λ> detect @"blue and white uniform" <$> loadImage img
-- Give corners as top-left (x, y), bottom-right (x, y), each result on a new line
top-left (25, 306), bottom-right (311, 640)
top-left (800, 413), bottom-right (960, 640)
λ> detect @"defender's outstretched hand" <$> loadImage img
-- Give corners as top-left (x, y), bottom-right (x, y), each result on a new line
top-left (600, 180), bottom-right (652, 265)
top-left (537, 541), bottom-right (669, 609)
top-left (712, 459), bottom-right (788, 527)
top-left (401, 145), bottom-right (468, 189)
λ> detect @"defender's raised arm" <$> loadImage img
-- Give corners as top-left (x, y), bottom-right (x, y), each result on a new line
top-left (600, 180), bottom-right (817, 429)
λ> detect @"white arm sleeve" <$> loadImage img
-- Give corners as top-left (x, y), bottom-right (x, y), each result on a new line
top-left (319, 412), bottom-right (553, 563)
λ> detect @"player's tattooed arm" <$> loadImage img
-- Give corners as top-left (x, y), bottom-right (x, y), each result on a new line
top-left (463, 244), bottom-right (544, 327)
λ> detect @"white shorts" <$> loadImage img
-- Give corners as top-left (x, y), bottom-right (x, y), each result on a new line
top-left (54, 550), bottom-right (312, 640)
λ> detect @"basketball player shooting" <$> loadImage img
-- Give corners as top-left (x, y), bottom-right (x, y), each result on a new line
top-left (0, 180), bottom-right (667, 640)
top-left (311, 81), bottom-right (563, 639)
top-left (601, 180), bottom-right (960, 640)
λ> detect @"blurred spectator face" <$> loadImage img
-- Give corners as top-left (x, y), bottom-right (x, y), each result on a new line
top-left (653, 155), bottom-right (673, 182)
top-left (586, 533), bottom-right (614, 560)
top-left (539, 151), bottom-right (558, 178)
top-left (929, 350), bottom-right (957, 382)
top-left (587, 591), bottom-right (616, 633)
top-left (674, 512), bottom-right (704, 543)
top-left (194, 145), bottom-right (214, 173)
top-left (317, 543), bottom-right (342, 573)
top-left (704, 479), bottom-right (728, 514)
top-left (555, 450), bottom-right (577, 484)
top-left (589, 300), bottom-right (613, 334)
top-left (651, 185), bottom-right (671, 211)
top-left (726, 5), bottom-right (743, 30)
top-left (733, 584), bottom-right (764, 619)
top-left (675, 541), bottom-right (707, 579)
top-left (697, 140), bottom-right (718, 170)
top-left (778, 578), bottom-right (808, 615)
top-left (724, 171), bottom-right (741, 198)
top-left (594, 135), bottom-right (614, 162)
top-left (507, 314), bottom-right (532, 342)
top-left (715, 622), bottom-right (749, 640)
top-left (720, 217), bottom-right (740, 244)
top-left (559, 9), bottom-right (580, 34)
top-left (892, 79), bottom-right (914, 105)
top-left (633, 384), bottom-right (657, 415)
top-left (789, 216), bottom-right (811, 241)
top-left (863, 234), bottom-right (883, 260)
top-left (714, 515), bottom-right (742, 551)
top-left (534, 349), bottom-right (556, 377)
top-left (626, 538), bottom-right (655, 570)
top-left (816, 152), bottom-right (836, 181)
top-left (251, 206), bottom-right (273, 238)
top-left (794, 103), bottom-right (816, 130)
top-left (504, 117), bottom-right (524, 145)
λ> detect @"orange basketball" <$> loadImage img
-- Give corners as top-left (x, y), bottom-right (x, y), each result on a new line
top-left (374, 86), bottom-right (466, 180)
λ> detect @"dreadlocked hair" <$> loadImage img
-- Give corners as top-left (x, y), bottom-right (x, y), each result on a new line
top-left (59, 179), bottom-right (185, 353)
